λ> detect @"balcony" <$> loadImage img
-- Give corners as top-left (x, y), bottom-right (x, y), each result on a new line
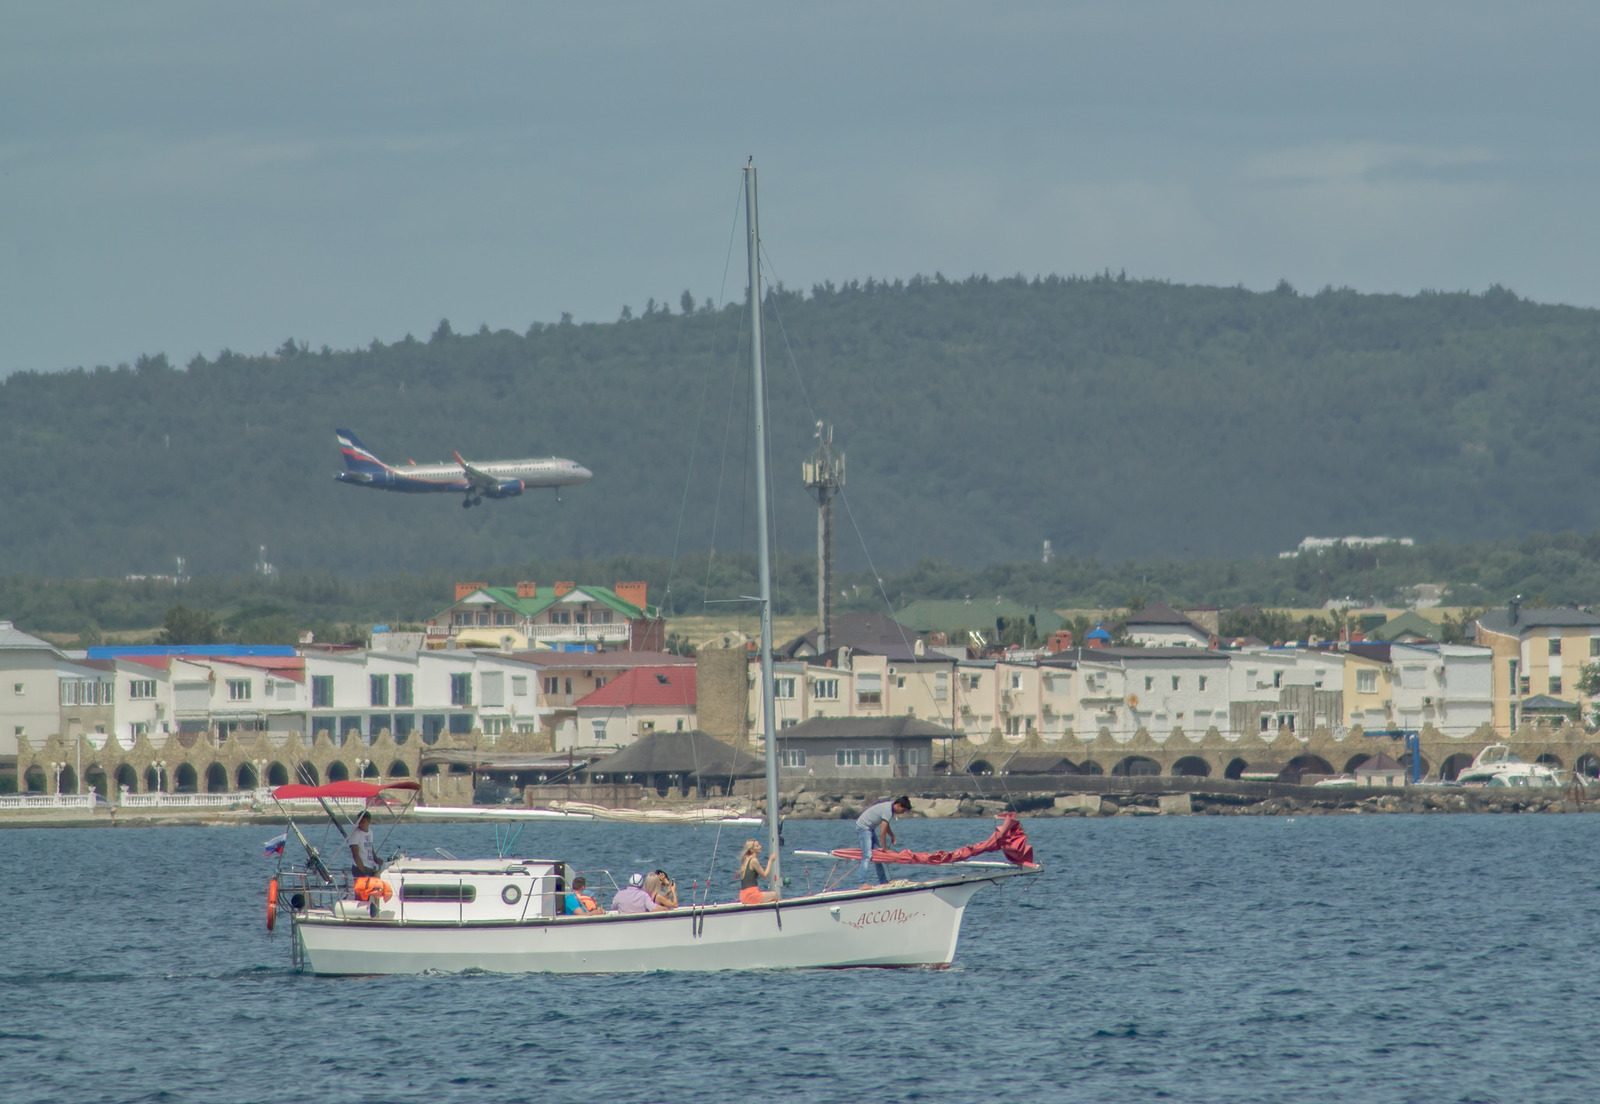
top-left (528, 623), bottom-right (632, 644)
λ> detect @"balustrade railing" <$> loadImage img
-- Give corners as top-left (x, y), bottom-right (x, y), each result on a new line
top-left (117, 787), bottom-right (272, 808)
top-left (0, 793), bottom-right (101, 810)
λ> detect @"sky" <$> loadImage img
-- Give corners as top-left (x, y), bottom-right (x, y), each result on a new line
top-left (3, 2), bottom-right (1597, 376)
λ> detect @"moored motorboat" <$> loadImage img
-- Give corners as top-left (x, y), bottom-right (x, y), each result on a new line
top-left (1453, 744), bottom-right (1563, 787)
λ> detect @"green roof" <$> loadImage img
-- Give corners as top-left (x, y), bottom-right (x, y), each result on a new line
top-left (435, 585), bottom-right (656, 622)
top-left (894, 598), bottom-right (1064, 636)
top-left (1370, 611), bottom-right (1442, 643)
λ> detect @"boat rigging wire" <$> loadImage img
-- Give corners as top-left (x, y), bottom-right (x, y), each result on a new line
top-left (759, 249), bottom-right (1005, 806)
top-left (662, 173), bottom-right (745, 619)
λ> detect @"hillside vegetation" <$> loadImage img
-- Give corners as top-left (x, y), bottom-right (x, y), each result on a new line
top-left (3, 275), bottom-right (1599, 578)
top-left (10, 532), bottom-right (1600, 640)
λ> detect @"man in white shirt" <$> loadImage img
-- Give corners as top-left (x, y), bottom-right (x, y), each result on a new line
top-left (346, 810), bottom-right (380, 877)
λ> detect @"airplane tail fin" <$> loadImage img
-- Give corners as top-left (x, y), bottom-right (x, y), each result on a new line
top-left (336, 428), bottom-right (389, 474)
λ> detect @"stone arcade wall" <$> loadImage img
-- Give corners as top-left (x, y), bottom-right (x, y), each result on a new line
top-left (13, 726), bottom-right (558, 807)
top-left (939, 721), bottom-right (1600, 782)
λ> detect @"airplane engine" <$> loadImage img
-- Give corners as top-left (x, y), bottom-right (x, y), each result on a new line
top-left (485, 479), bottom-right (525, 499)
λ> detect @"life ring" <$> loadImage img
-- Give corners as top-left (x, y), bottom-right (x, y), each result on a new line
top-left (266, 877), bottom-right (279, 931)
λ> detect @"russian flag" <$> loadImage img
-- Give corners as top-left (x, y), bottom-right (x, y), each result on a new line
top-left (263, 832), bottom-right (287, 857)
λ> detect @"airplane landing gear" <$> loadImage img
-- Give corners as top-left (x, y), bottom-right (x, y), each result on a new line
top-left (462, 498), bottom-right (473, 509)
top-left (473, 496), bottom-right (483, 506)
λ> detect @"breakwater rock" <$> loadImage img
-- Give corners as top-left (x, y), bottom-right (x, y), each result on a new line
top-left (775, 781), bottom-right (1594, 819)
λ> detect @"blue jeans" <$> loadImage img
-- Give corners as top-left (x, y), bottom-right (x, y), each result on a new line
top-left (858, 826), bottom-right (887, 884)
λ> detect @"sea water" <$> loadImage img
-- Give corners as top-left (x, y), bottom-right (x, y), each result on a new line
top-left (2, 813), bottom-right (1597, 1104)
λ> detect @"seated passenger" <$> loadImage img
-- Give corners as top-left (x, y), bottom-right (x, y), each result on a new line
top-left (563, 876), bottom-right (602, 915)
top-left (737, 839), bottom-right (778, 904)
top-left (612, 872), bottom-right (659, 914)
top-left (645, 870), bottom-right (678, 910)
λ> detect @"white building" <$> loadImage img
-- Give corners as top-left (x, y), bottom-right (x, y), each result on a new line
top-left (0, 622), bottom-right (103, 756)
top-left (1122, 603), bottom-right (1213, 649)
top-left (1385, 643), bottom-right (1493, 739)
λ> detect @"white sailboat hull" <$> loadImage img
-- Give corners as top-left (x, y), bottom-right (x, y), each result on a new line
top-left (293, 874), bottom-right (1018, 975)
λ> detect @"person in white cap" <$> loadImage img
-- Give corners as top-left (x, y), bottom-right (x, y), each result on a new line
top-left (612, 872), bottom-right (659, 914)
top-left (346, 810), bottom-right (379, 878)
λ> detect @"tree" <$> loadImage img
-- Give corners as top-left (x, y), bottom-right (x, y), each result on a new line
top-left (156, 605), bottom-right (224, 645)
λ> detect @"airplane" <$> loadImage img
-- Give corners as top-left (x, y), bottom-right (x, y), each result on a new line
top-left (333, 428), bottom-right (592, 508)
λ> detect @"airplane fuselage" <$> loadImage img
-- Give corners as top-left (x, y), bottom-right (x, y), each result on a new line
top-left (333, 429), bottom-right (592, 504)
top-left (336, 457), bottom-right (592, 493)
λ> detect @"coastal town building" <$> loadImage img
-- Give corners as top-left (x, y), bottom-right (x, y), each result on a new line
top-left (1473, 602), bottom-right (1600, 732)
top-left (1122, 603), bottom-right (1214, 648)
top-left (0, 621), bottom-right (113, 756)
top-left (774, 715), bottom-right (947, 781)
top-left (572, 665), bottom-right (697, 749)
top-left (428, 581), bottom-right (663, 651)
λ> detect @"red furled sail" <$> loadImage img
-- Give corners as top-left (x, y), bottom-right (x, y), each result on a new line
top-left (271, 780), bottom-right (422, 800)
top-left (833, 812), bottom-right (1037, 867)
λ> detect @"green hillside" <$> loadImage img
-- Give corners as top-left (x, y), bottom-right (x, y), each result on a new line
top-left (4, 275), bottom-right (1598, 578)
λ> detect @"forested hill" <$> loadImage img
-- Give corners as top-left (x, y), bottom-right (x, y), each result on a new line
top-left (4, 275), bottom-right (1599, 579)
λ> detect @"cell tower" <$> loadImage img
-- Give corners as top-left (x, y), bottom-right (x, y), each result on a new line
top-left (801, 422), bottom-right (845, 652)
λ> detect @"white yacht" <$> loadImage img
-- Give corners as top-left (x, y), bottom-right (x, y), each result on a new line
top-left (264, 161), bottom-right (1040, 975)
top-left (1453, 745), bottom-right (1563, 787)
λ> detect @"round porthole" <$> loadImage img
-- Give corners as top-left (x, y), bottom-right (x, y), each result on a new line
top-left (502, 884), bottom-right (522, 905)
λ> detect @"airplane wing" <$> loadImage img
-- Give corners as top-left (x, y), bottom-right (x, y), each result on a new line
top-left (452, 450), bottom-right (499, 491)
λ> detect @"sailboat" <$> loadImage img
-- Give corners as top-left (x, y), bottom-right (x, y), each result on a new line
top-left (267, 162), bottom-right (1040, 975)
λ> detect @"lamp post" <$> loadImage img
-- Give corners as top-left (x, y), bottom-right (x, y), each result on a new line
top-left (50, 761), bottom-right (63, 798)
top-left (156, 759), bottom-right (168, 795)
top-left (356, 757), bottom-right (370, 782)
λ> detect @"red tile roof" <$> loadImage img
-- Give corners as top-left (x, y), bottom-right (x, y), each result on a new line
top-left (575, 666), bottom-right (696, 709)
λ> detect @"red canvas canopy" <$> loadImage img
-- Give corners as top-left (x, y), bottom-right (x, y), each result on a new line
top-left (271, 780), bottom-right (421, 800)
top-left (833, 812), bottom-right (1037, 867)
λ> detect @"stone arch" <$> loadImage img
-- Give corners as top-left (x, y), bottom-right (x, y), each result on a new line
top-left (1078, 759), bottom-right (1104, 775)
top-left (205, 763), bottom-right (229, 793)
top-left (420, 763), bottom-right (440, 777)
top-left (84, 764), bottom-right (109, 799)
top-left (174, 763), bottom-right (198, 793)
top-left (57, 766), bottom-right (78, 794)
top-left (1343, 754), bottom-right (1371, 774)
top-left (1224, 757), bottom-right (1249, 780)
top-left (1576, 754), bottom-right (1600, 779)
top-left (359, 761), bottom-right (380, 780)
top-left (1399, 751), bottom-right (1430, 779)
top-left (1536, 753), bottom-right (1564, 769)
top-left (144, 765), bottom-right (162, 792)
top-left (1112, 755), bottom-right (1160, 776)
top-left (1171, 756), bottom-right (1211, 777)
top-left (327, 761), bottom-right (351, 783)
top-left (115, 763), bottom-right (138, 794)
top-left (24, 766), bottom-right (46, 792)
top-left (967, 759), bottom-right (993, 776)
top-left (387, 760), bottom-right (411, 778)
top-left (236, 763), bottom-right (259, 790)
top-left (294, 761), bottom-right (320, 786)
top-left (1440, 752), bottom-right (1476, 781)
top-left (1285, 755), bottom-right (1334, 783)
top-left (267, 762), bottom-right (290, 786)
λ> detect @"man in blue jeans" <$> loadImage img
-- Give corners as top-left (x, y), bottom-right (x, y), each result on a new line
top-left (855, 796), bottom-right (912, 887)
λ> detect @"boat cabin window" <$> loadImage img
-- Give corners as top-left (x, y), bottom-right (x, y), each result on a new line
top-left (401, 884), bottom-right (478, 903)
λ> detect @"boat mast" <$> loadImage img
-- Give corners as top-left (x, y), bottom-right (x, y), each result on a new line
top-left (745, 159), bottom-right (782, 895)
